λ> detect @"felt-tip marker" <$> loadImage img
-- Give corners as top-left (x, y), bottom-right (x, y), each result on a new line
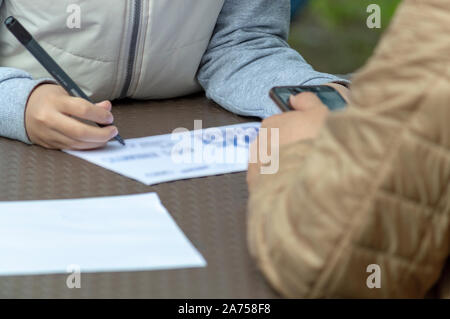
top-left (4, 16), bottom-right (126, 146)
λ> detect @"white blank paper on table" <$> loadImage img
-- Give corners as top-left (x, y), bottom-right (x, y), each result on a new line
top-left (64, 122), bottom-right (260, 185)
top-left (0, 193), bottom-right (206, 276)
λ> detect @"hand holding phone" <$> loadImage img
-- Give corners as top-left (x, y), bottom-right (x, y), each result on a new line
top-left (270, 85), bottom-right (347, 112)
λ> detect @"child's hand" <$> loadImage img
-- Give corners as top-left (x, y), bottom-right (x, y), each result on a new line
top-left (25, 84), bottom-right (118, 150)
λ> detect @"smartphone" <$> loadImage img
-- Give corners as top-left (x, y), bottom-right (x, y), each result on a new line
top-left (270, 85), bottom-right (347, 112)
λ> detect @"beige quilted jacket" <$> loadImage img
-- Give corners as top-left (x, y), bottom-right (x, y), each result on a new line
top-left (248, 0), bottom-right (450, 298)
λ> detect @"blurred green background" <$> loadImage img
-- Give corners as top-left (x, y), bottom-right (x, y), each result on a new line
top-left (288, 0), bottom-right (401, 75)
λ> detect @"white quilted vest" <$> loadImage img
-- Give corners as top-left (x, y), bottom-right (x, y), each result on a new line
top-left (0, 0), bottom-right (225, 101)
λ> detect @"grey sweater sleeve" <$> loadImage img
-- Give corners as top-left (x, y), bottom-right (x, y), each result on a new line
top-left (197, 0), bottom-right (348, 118)
top-left (0, 67), bottom-right (55, 144)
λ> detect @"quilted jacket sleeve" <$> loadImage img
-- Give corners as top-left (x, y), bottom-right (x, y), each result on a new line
top-left (248, 0), bottom-right (450, 298)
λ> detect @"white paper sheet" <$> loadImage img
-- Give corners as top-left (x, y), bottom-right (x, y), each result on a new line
top-left (64, 122), bottom-right (260, 185)
top-left (0, 193), bottom-right (206, 276)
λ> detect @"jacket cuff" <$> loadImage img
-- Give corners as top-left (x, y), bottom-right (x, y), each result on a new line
top-left (0, 77), bottom-right (56, 144)
top-left (301, 74), bottom-right (351, 87)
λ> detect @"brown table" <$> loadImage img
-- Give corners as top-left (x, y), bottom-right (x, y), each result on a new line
top-left (0, 94), bottom-right (278, 298)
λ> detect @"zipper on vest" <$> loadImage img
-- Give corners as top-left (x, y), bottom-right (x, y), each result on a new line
top-left (120, 0), bottom-right (142, 98)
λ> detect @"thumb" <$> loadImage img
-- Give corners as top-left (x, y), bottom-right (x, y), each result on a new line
top-left (95, 100), bottom-right (112, 111)
top-left (289, 92), bottom-right (323, 111)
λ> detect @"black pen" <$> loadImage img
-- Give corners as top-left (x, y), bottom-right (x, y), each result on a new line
top-left (4, 16), bottom-right (126, 146)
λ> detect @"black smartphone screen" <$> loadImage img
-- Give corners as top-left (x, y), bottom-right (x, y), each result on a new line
top-left (270, 85), bottom-right (347, 112)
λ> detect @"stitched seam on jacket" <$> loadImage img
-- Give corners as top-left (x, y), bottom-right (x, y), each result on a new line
top-left (352, 243), bottom-right (436, 271)
top-left (395, 206), bottom-right (447, 295)
top-left (134, 0), bottom-right (151, 95)
top-left (374, 191), bottom-right (445, 269)
top-left (355, 192), bottom-right (448, 266)
top-left (152, 37), bottom-right (210, 57)
top-left (112, 3), bottom-right (131, 98)
top-left (408, 128), bottom-right (450, 158)
top-left (437, 179), bottom-right (450, 216)
top-left (41, 40), bottom-right (114, 63)
top-left (378, 188), bottom-right (441, 215)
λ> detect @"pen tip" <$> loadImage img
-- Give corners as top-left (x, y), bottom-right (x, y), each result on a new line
top-left (115, 135), bottom-right (126, 146)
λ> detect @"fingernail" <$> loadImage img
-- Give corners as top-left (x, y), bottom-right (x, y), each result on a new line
top-left (107, 115), bottom-right (114, 123)
top-left (111, 127), bottom-right (118, 137)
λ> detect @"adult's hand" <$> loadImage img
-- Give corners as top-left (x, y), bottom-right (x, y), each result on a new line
top-left (247, 83), bottom-right (349, 188)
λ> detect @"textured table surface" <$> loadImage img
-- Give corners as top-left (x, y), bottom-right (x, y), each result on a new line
top-left (0, 94), bottom-right (278, 298)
